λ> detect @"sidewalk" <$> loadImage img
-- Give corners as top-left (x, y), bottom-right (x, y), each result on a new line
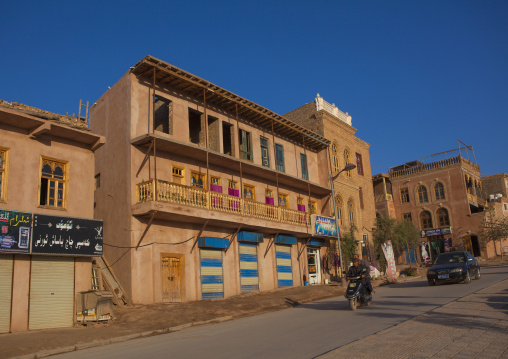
top-left (320, 278), bottom-right (508, 359)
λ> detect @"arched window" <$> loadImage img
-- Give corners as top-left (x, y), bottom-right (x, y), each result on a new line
top-left (417, 185), bottom-right (428, 203)
top-left (336, 195), bottom-right (343, 226)
top-left (331, 144), bottom-right (340, 173)
top-left (420, 211), bottom-right (433, 230)
top-left (347, 198), bottom-right (354, 226)
top-left (434, 182), bottom-right (445, 200)
top-left (40, 159), bottom-right (67, 208)
top-left (344, 150), bottom-right (351, 177)
top-left (437, 208), bottom-right (450, 226)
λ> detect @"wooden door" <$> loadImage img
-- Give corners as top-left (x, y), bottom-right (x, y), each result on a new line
top-left (161, 256), bottom-right (182, 303)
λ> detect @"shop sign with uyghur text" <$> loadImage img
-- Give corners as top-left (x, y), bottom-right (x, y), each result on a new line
top-left (420, 226), bottom-right (452, 237)
top-left (0, 209), bottom-right (32, 254)
top-left (32, 214), bottom-right (103, 256)
top-left (311, 215), bottom-right (338, 237)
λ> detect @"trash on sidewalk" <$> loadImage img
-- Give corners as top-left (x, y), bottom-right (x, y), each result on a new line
top-left (76, 290), bottom-right (114, 323)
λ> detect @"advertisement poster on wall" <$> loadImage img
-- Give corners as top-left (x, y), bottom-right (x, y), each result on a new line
top-left (381, 240), bottom-right (397, 280)
top-left (0, 209), bottom-right (32, 254)
top-left (311, 215), bottom-right (338, 237)
top-left (31, 214), bottom-right (103, 256)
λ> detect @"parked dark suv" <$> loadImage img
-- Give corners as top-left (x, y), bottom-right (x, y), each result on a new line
top-left (427, 251), bottom-right (480, 286)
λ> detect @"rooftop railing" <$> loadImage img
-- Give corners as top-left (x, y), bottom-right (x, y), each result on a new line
top-left (389, 156), bottom-right (479, 178)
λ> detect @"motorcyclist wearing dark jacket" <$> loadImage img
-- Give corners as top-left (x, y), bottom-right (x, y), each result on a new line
top-left (347, 258), bottom-right (368, 283)
top-left (353, 253), bottom-right (374, 295)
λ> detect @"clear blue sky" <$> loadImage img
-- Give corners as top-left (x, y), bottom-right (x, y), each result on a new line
top-left (1, 1), bottom-right (506, 176)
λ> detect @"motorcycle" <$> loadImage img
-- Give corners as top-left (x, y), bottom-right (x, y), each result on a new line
top-left (344, 273), bottom-right (373, 311)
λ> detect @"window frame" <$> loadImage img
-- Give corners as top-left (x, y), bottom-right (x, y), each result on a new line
top-left (434, 182), bottom-right (445, 201)
top-left (420, 211), bottom-right (433, 230)
top-left (356, 152), bottom-right (364, 176)
top-left (239, 129), bottom-right (253, 161)
top-left (260, 136), bottom-right (270, 168)
top-left (300, 153), bottom-right (308, 180)
top-left (243, 184), bottom-right (256, 200)
top-left (331, 144), bottom-right (340, 173)
top-left (417, 185), bottom-right (429, 204)
top-left (190, 171), bottom-right (206, 189)
top-left (347, 198), bottom-right (355, 225)
top-left (336, 195), bottom-right (343, 226)
top-left (308, 200), bottom-right (317, 214)
top-left (0, 148), bottom-right (10, 202)
top-left (278, 193), bottom-right (289, 208)
top-left (400, 187), bottom-right (410, 203)
top-left (344, 150), bottom-right (352, 177)
top-left (437, 208), bottom-right (450, 227)
top-left (172, 166), bottom-right (185, 185)
top-left (39, 156), bottom-right (68, 209)
top-left (403, 212), bottom-right (412, 222)
top-left (275, 143), bottom-right (285, 172)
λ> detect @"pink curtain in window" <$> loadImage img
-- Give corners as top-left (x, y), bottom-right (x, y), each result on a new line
top-left (210, 184), bottom-right (222, 193)
top-left (228, 188), bottom-right (239, 197)
top-left (265, 197), bottom-right (274, 205)
top-left (297, 204), bottom-right (306, 212)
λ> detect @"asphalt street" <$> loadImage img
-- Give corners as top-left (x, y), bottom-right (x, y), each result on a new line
top-left (52, 265), bottom-right (508, 359)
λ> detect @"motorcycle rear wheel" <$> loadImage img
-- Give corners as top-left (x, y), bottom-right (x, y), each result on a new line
top-left (349, 298), bottom-right (357, 311)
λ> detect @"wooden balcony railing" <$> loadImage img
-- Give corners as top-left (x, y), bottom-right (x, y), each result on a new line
top-left (467, 193), bottom-right (486, 206)
top-left (136, 179), bottom-right (310, 227)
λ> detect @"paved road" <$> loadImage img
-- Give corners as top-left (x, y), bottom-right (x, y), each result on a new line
top-left (53, 265), bottom-right (508, 359)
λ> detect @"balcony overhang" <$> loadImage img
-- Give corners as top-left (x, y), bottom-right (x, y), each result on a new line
top-left (132, 201), bottom-right (314, 238)
top-left (131, 133), bottom-right (331, 197)
top-left (130, 55), bottom-right (330, 151)
top-left (0, 107), bottom-right (105, 151)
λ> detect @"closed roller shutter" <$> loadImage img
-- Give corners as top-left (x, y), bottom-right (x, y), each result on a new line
top-left (29, 256), bottom-right (74, 330)
top-left (239, 243), bottom-right (259, 293)
top-left (200, 249), bottom-right (223, 300)
top-left (0, 255), bottom-right (13, 333)
top-left (276, 245), bottom-right (293, 287)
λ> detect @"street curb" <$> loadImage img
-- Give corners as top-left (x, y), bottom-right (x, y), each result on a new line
top-left (14, 316), bottom-right (235, 359)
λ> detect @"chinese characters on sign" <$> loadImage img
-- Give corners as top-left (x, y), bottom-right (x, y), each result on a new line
top-left (0, 210), bottom-right (32, 254)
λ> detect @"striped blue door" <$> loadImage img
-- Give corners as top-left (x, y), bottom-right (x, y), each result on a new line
top-left (276, 245), bottom-right (293, 287)
top-left (200, 249), bottom-right (224, 300)
top-left (239, 243), bottom-right (259, 293)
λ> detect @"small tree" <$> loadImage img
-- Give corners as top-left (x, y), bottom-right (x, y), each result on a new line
top-left (340, 225), bottom-right (358, 268)
top-left (394, 220), bottom-right (421, 267)
top-left (479, 212), bottom-right (508, 256)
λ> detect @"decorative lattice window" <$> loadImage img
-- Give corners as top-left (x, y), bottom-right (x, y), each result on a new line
top-left (40, 158), bottom-right (67, 208)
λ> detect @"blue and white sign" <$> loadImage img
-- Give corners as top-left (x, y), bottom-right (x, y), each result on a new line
top-left (420, 226), bottom-right (452, 238)
top-left (311, 215), bottom-right (338, 237)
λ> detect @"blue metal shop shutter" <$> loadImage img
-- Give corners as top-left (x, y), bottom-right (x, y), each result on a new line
top-left (276, 244), bottom-right (293, 287)
top-left (200, 249), bottom-right (224, 300)
top-left (239, 243), bottom-right (259, 293)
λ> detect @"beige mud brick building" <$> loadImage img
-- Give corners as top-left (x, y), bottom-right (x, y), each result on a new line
top-left (90, 56), bottom-right (344, 305)
top-left (0, 100), bottom-right (104, 333)
top-left (480, 173), bottom-right (508, 257)
top-left (373, 145), bottom-right (487, 262)
top-left (284, 94), bottom-right (377, 259)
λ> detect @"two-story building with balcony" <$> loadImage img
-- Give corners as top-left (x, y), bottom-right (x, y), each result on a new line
top-left (284, 94), bottom-right (377, 260)
top-left (0, 100), bottom-right (104, 333)
top-left (373, 144), bottom-right (486, 263)
top-left (90, 56), bottom-right (340, 305)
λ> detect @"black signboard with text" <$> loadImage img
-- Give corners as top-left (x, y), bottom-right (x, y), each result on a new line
top-left (0, 209), bottom-right (32, 254)
top-left (32, 214), bottom-right (103, 256)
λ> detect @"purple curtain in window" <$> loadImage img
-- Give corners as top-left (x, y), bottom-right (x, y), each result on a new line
top-left (228, 188), bottom-right (239, 197)
top-left (210, 184), bottom-right (222, 193)
top-left (265, 197), bottom-right (274, 205)
top-left (297, 204), bottom-right (306, 212)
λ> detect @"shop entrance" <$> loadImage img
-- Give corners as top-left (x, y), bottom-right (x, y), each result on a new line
top-left (307, 248), bottom-right (321, 285)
